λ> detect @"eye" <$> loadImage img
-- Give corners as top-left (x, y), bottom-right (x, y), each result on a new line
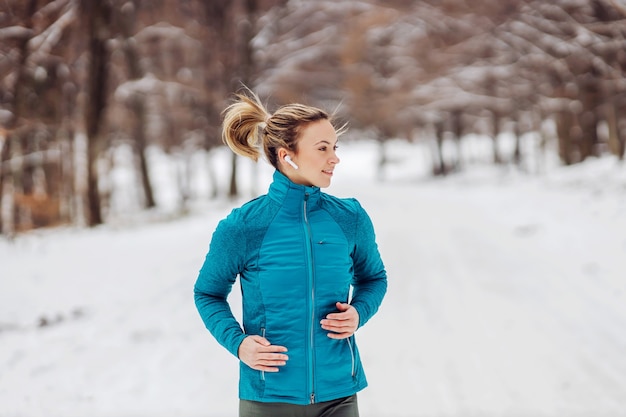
top-left (333, 145), bottom-right (339, 151)
top-left (319, 146), bottom-right (327, 151)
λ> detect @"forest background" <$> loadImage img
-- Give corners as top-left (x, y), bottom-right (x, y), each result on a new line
top-left (1, 0), bottom-right (626, 235)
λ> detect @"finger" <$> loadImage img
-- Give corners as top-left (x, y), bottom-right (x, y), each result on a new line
top-left (252, 365), bottom-right (282, 372)
top-left (253, 357), bottom-right (288, 371)
top-left (321, 326), bottom-right (355, 337)
top-left (248, 335), bottom-right (271, 346)
top-left (321, 317), bottom-right (354, 328)
top-left (324, 313), bottom-right (347, 321)
top-left (258, 352), bottom-right (289, 361)
top-left (257, 358), bottom-right (288, 367)
top-left (325, 307), bottom-right (355, 320)
top-left (324, 309), bottom-right (355, 320)
top-left (321, 320), bottom-right (354, 330)
top-left (257, 344), bottom-right (288, 353)
top-left (326, 331), bottom-right (352, 340)
top-left (336, 302), bottom-right (350, 311)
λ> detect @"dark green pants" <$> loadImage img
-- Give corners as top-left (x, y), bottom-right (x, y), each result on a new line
top-left (239, 394), bottom-right (359, 417)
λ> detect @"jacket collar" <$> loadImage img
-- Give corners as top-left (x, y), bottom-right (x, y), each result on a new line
top-left (268, 170), bottom-right (321, 207)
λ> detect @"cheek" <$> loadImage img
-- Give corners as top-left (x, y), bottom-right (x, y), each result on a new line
top-left (300, 156), bottom-right (317, 169)
top-left (298, 153), bottom-right (325, 171)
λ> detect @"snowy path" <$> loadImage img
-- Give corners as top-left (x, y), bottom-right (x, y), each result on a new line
top-left (1, 152), bottom-right (626, 417)
top-left (349, 176), bottom-right (626, 417)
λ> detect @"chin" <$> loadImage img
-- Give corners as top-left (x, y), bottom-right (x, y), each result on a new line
top-left (317, 179), bottom-right (332, 188)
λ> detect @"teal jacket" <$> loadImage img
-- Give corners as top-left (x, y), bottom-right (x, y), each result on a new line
top-left (194, 170), bottom-right (387, 405)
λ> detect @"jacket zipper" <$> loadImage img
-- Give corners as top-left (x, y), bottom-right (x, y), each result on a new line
top-left (303, 192), bottom-right (316, 404)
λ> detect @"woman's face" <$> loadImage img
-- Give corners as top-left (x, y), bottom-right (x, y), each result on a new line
top-left (284, 119), bottom-right (340, 188)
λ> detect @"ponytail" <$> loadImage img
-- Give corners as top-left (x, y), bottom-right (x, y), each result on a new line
top-left (221, 90), bottom-right (269, 161)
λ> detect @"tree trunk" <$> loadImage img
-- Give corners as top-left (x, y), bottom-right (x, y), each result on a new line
top-left (136, 112), bottom-right (156, 210)
top-left (491, 111), bottom-right (502, 165)
top-left (121, 1), bottom-right (156, 209)
top-left (579, 109), bottom-right (599, 161)
top-left (0, 136), bottom-right (12, 237)
top-left (433, 120), bottom-right (447, 176)
top-left (606, 100), bottom-right (624, 161)
top-left (82, 0), bottom-right (112, 226)
top-left (451, 109), bottom-right (463, 171)
top-left (617, 119), bottom-right (626, 161)
top-left (59, 133), bottom-right (74, 223)
top-left (227, 152), bottom-right (238, 198)
top-left (241, 0), bottom-right (258, 85)
top-left (513, 119), bottom-right (522, 166)
top-left (556, 110), bottom-right (574, 165)
top-left (130, 97), bottom-right (156, 209)
top-left (533, 110), bottom-right (547, 174)
top-left (579, 85), bottom-right (601, 161)
top-left (58, 63), bottom-right (78, 224)
top-left (228, 0), bottom-right (259, 198)
top-left (200, 1), bottom-right (241, 198)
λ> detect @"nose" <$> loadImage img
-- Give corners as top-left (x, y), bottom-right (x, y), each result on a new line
top-left (330, 152), bottom-right (340, 165)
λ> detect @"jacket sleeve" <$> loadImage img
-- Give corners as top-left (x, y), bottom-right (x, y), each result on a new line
top-left (350, 200), bottom-right (387, 328)
top-left (194, 212), bottom-right (248, 358)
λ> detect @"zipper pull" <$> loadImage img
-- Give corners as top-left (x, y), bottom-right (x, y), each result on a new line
top-left (310, 393), bottom-right (315, 404)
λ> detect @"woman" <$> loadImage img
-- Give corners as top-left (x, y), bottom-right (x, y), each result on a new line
top-left (194, 89), bottom-right (387, 417)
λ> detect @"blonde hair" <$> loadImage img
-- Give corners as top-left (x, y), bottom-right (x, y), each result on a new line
top-left (222, 88), bottom-right (336, 168)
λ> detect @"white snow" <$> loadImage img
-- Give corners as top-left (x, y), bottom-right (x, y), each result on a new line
top-left (1, 137), bottom-right (626, 417)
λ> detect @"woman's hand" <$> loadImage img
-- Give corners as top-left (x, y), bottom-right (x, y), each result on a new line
top-left (320, 302), bottom-right (360, 339)
top-left (238, 335), bottom-right (288, 372)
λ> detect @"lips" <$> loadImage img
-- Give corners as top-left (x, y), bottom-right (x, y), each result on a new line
top-left (322, 170), bottom-right (333, 175)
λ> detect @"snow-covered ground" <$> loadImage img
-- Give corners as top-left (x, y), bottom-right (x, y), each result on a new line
top-left (1, 138), bottom-right (626, 417)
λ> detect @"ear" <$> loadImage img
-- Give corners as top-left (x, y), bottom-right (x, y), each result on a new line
top-left (277, 148), bottom-right (292, 163)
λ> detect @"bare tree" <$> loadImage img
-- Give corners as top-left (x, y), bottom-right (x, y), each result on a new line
top-left (117, 0), bottom-right (155, 209)
top-left (3, 0), bottom-right (626, 234)
top-left (78, 0), bottom-right (112, 226)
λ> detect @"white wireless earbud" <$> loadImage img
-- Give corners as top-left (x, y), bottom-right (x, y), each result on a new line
top-left (284, 155), bottom-right (299, 170)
